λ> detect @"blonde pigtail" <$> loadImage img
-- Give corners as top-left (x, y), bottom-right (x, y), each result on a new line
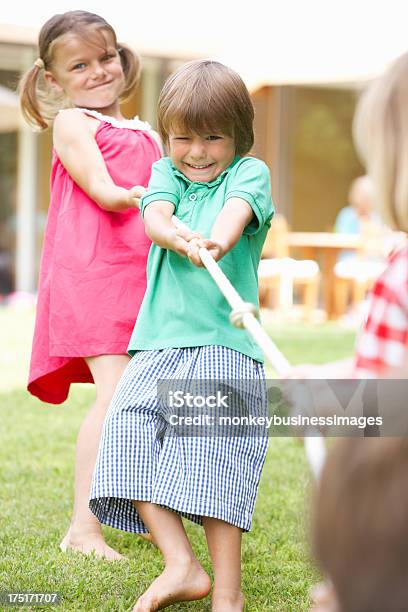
top-left (118, 43), bottom-right (141, 102)
top-left (18, 64), bottom-right (49, 131)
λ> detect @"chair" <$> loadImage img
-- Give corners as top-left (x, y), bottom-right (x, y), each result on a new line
top-left (333, 223), bottom-right (405, 319)
top-left (258, 214), bottom-right (320, 318)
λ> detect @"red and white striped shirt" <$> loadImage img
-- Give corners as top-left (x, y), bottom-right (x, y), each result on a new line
top-left (354, 244), bottom-right (408, 377)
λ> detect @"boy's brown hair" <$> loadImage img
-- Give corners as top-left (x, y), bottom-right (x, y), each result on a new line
top-left (313, 437), bottom-right (408, 612)
top-left (19, 10), bottom-right (140, 130)
top-left (157, 60), bottom-right (254, 156)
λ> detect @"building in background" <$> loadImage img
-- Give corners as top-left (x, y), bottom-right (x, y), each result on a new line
top-left (0, 8), bottom-right (401, 294)
top-left (252, 84), bottom-right (364, 230)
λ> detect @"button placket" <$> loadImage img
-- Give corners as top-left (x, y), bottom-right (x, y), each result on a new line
top-left (179, 188), bottom-right (199, 226)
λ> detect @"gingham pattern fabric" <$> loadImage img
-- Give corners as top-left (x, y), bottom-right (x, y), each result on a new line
top-left (90, 345), bottom-right (268, 533)
top-left (355, 245), bottom-right (408, 377)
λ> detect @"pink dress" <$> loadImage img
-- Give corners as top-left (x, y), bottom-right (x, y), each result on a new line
top-left (28, 109), bottom-right (161, 404)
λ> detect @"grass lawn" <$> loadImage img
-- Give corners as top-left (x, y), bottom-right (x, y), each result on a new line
top-left (0, 307), bottom-right (356, 611)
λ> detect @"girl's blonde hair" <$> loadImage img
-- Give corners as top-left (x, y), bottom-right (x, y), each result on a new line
top-left (158, 60), bottom-right (254, 156)
top-left (19, 10), bottom-right (140, 130)
top-left (353, 52), bottom-right (408, 232)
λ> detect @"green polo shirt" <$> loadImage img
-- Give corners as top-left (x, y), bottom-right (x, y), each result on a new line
top-left (128, 155), bottom-right (274, 362)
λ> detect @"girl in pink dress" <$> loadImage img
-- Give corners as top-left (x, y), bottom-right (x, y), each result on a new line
top-left (19, 10), bottom-right (161, 560)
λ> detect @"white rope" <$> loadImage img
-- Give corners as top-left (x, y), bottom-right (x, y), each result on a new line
top-left (172, 215), bottom-right (326, 480)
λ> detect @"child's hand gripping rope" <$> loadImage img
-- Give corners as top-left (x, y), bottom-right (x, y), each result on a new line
top-left (172, 215), bottom-right (326, 480)
top-left (128, 185), bottom-right (148, 209)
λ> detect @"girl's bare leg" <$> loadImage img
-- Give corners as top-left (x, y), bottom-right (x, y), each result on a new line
top-left (132, 502), bottom-right (211, 611)
top-left (60, 354), bottom-right (131, 560)
top-left (202, 517), bottom-right (244, 612)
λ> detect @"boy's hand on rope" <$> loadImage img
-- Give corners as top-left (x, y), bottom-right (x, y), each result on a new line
top-left (187, 238), bottom-right (226, 267)
top-left (169, 227), bottom-right (203, 258)
top-left (128, 185), bottom-right (147, 209)
top-left (174, 225), bottom-right (202, 243)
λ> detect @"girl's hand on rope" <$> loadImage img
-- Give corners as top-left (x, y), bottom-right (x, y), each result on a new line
top-left (187, 238), bottom-right (226, 267)
top-left (285, 359), bottom-right (354, 380)
top-left (282, 361), bottom-right (357, 439)
top-left (128, 185), bottom-right (147, 209)
top-left (285, 364), bottom-right (329, 380)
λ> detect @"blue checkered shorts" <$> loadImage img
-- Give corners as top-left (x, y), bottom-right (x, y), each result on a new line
top-left (89, 345), bottom-right (268, 532)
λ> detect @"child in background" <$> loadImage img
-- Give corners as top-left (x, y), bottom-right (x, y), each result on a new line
top-left (312, 438), bottom-right (408, 612)
top-left (334, 175), bottom-right (380, 240)
top-left (333, 175), bottom-right (389, 320)
top-left (19, 10), bottom-right (161, 559)
top-left (90, 60), bottom-right (273, 611)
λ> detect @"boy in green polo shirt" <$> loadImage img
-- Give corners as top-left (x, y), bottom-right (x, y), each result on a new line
top-left (90, 59), bottom-right (274, 612)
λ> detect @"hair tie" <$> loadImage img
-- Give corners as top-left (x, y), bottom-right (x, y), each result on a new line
top-left (34, 58), bottom-right (45, 70)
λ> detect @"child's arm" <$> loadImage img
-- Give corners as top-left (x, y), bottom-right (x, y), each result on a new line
top-left (144, 201), bottom-right (201, 257)
top-left (53, 110), bottom-right (143, 211)
top-left (187, 198), bottom-right (253, 266)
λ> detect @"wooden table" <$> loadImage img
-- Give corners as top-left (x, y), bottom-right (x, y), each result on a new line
top-left (287, 232), bottom-right (362, 319)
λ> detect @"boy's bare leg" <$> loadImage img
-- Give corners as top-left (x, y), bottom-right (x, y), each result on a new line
top-left (133, 501), bottom-right (211, 611)
top-left (203, 517), bottom-right (244, 612)
top-left (60, 354), bottom-right (154, 560)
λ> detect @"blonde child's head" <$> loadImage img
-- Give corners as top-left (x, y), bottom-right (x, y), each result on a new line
top-left (348, 175), bottom-right (375, 218)
top-left (19, 10), bottom-right (140, 130)
top-left (157, 60), bottom-right (254, 157)
top-left (353, 52), bottom-right (408, 232)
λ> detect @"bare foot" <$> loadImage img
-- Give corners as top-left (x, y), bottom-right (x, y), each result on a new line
top-left (310, 581), bottom-right (340, 611)
top-left (132, 557), bottom-right (211, 611)
top-left (60, 527), bottom-right (124, 561)
top-left (212, 590), bottom-right (244, 612)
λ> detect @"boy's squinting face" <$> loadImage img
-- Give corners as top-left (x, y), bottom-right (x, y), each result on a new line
top-left (168, 129), bottom-right (236, 182)
top-left (45, 31), bottom-right (125, 112)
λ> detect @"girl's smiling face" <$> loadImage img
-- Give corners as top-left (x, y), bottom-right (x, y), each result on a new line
top-left (45, 30), bottom-right (125, 116)
top-left (168, 129), bottom-right (236, 182)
